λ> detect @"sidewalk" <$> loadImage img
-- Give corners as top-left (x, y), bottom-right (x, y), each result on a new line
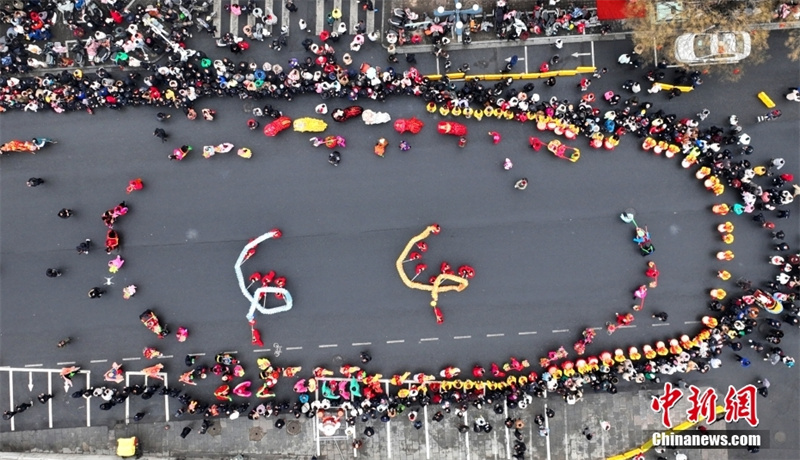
top-left (0, 388), bottom-right (727, 460)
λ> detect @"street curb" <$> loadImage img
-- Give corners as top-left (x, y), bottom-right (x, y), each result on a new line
top-left (394, 31), bottom-right (632, 54)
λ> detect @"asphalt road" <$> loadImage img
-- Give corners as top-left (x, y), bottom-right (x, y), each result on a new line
top-left (1, 28), bottom-right (798, 458)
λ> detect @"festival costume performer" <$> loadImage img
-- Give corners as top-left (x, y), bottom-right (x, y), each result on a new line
top-left (104, 362), bottom-right (124, 383)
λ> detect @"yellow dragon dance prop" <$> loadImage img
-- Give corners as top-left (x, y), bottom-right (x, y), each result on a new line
top-left (395, 224), bottom-right (473, 324)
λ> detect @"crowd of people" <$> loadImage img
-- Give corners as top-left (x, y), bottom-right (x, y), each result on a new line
top-left (2, 0), bottom-right (799, 458)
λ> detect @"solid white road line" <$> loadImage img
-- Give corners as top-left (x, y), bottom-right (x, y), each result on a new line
top-left (464, 411), bottom-right (470, 460)
top-left (84, 372), bottom-right (91, 427)
top-left (281, 0), bottom-right (291, 36)
top-left (423, 404), bottom-right (430, 459)
top-left (385, 380), bottom-right (392, 458)
top-left (47, 374), bottom-right (53, 428)
top-left (8, 371), bottom-right (14, 431)
top-left (524, 45), bottom-right (529, 74)
top-left (544, 393), bottom-right (552, 460)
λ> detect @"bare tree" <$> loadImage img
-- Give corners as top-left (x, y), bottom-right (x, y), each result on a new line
top-left (623, 0), bottom-right (779, 79)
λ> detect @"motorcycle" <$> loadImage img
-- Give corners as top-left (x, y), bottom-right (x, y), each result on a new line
top-left (71, 41), bottom-right (85, 67)
top-left (756, 109), bottom-right (781, 123)
top-left (393, 7), bottom-right (419, 21)
top-left (57, 337), bottom-right (72, 348)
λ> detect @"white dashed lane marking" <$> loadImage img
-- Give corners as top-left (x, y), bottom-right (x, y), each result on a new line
top-left (318, 344), bottom-right (338, 348)
top-left (453, 336), bottom-right (471, 340)
top-left (518, 331), bottom-right (537, 335)
top-left (552, 329), bottom-right (569, 333)
top-left (486, 333), bottom-right (505, 338)
top-left (420, 338), bottom-right (438, 342)
top-left (352, 342), bottom-right (372, 346)
top-left (285, 346), bottom-right (303, 351)
top-left (386, 340), bottom-right (405, 344)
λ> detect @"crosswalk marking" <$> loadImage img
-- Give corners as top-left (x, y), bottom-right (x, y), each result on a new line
top-left (349, 0), bottom-right (359, 34)
top-left (230, 0), bottom-right (239, 37)
top-left (365, 4), bottom-right (374, 35)
top-left (281, 0), bottom-right (291, 35)
top-left (216, 0), bottom-right (375, 42)
top-left (332, 0), bottom-right (342, 36)
top-left (315, 0), bottom-right (325, 35)
top-left (213, 0), bottom-right (222, 38)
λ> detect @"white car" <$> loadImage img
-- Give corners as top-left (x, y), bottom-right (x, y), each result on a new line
top-left (674, 32), bottom-right (751, 65)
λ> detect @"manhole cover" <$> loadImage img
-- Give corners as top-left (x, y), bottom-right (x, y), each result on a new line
top-left (249, 426), bottom-right (265, 441)
top-left (286, 420), bottom-right (301, 436)
top-left (774, 431), bottom-right (786, 443)
top-left (208, 423), bottom-right (222, 437)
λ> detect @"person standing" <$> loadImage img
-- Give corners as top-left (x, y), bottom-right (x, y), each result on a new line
top-left (46, 268), bottom-right (62, 278)
top-left (88, 287), bottom-right (105, 299)
top-left (652, 312), bottom-right (668, 322)
top-left (153, 128), bottom-right (168, 142)
top-left (58, 208), bottom-right (74, 218)
top-left (735, 354), bottom-right (751, 368)
top-left (76, 239), bottom-right (91, 254)
top-left (27, 178), bottom-right (44, 187)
